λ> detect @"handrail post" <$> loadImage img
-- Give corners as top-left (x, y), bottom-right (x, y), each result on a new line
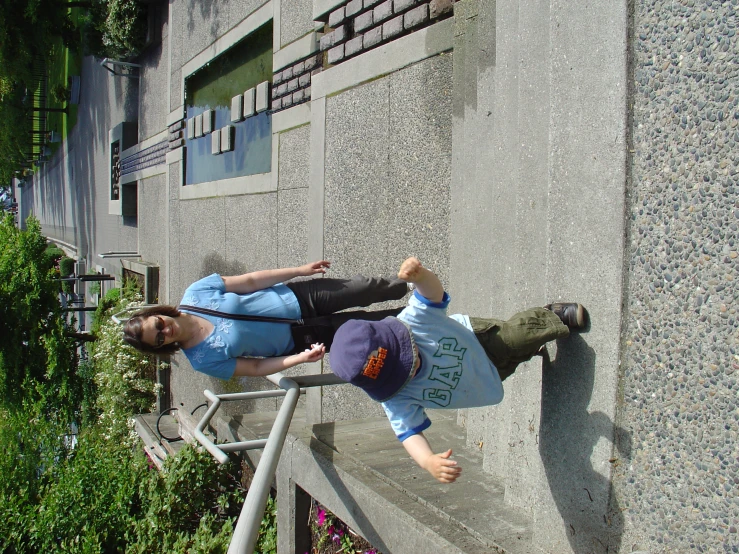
top-left (227, 378), bottom-right (301, 554)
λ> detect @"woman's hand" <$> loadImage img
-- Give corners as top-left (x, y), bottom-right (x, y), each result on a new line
top-left (298, 260), bottom-right (331, 276)
top-left (300, 343), bottom-right (326, 363)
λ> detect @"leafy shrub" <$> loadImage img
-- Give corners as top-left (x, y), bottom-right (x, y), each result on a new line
top-left (0, 215), bottom-right (79, 415)
top-left (59, 256), bottom-right (75, 294)
top-left (127, 445), bottom-right (246, 553)
top-left (58, 256), bottom-right (75, 277)
top-left (89, 294), bottom-right (160, 432)
top-left (0, 403), bottom-right (70, 550)
top-left (79, 0), bottom-right (148, 59)
top-left (51, 83), bottom-right (71, 104)
top-left (103, 0), bottom-right (147, 58)
top-left (30, 423), bottom-right (147, 553)
top-left (87, 271), bottom-right (102, 297)
top-left (43, 243), bottom-right (64, 269)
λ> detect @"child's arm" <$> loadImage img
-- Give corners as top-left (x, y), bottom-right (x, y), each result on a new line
top-left (397, 257), bottom-right (444, 304)
top-left (402, 433), bottom-right (462, 483)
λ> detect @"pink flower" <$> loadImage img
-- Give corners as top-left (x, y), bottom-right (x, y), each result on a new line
top-left (317, 508), bottom-right (326, 526)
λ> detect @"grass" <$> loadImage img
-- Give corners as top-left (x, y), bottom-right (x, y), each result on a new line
top-left (46, 8), bottom-right (83, 154)
top-left (33, 7), bottom-right (83, 163)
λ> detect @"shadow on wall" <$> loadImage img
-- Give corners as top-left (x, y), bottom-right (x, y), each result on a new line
top-left (200, 251), bottom-right (248, 278)
top-left (539, 334), bottom-right (632, 554)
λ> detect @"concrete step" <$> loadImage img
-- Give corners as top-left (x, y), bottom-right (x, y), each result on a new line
top-left (451, 0), bottom-right (554, 507)
top-left (215, 406), bottom-right (307, 486)
top-left (448, 0), bottom-right (629, 551)
top-left (134, 413), bottom-right (186, 469)
top-left (228, 408), bottom-right (539, 553)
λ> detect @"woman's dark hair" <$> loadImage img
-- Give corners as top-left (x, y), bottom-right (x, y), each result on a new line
top-left (122, 305), bottom-right (182, 355)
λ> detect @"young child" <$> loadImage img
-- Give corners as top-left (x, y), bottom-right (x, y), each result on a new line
top-left (326, 257), bottom-right (588, 484)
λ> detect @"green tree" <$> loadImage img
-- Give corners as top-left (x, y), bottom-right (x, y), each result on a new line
top-left (0, 213), bottom-right (79, 413)
top-left (0, 0), bottom-right (79, 87)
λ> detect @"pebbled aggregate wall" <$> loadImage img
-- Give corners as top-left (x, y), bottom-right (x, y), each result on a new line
top-left (615, 0), bottom-right (739, 552)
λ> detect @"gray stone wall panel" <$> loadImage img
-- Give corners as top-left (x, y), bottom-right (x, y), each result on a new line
top-left (280, 0), bottom-right (313, 47)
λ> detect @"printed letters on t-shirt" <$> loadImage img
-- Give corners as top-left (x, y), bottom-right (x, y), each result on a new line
top-left (423, 337), bottom-right (467, 407)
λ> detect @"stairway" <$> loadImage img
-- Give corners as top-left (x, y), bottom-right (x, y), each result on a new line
top-left (448, 0), bottom-right (628, 552)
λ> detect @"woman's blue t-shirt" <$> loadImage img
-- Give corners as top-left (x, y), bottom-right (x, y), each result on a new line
top-left (179, 274), bottom-right (302, 379)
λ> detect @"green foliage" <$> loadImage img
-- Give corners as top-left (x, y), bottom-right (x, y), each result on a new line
top-left (256, 495), bottom-right (278, 554)
top-left (0, 403), bottom-right (70, 551)
top-left (1, 403), bottom-right (250, 553)
top-left (58, 256), bottom-right (75, 277)
top-left (87, 271), bottom-right (102, 296)
top-left (127, 445), bottom-right (245, 553)
top-left (58, 256), bottom-right (76, 294)
top-left (51, 83), bottom-right (71, 104)
top-left (82, 0), bottom-right (147, 59)
top-left (0, 0), bottom-right (78, 86)
top-left (43, 245), bottom-right (65, 270)
top-left (104, 0), bottom-right (147, 58)
top-left (88, 292), bottom-right (160, 432)
top-left (29, 423), bottom-right (148, 553)
top-left (0, 214), bottom-right (78, 413)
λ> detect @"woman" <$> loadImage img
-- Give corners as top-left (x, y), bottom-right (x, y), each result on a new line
top-left (122, 260), bottom-right (408, 380)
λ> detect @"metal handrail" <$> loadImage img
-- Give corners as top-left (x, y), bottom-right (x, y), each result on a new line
top-left (192, 372), bottom-right (345, 554)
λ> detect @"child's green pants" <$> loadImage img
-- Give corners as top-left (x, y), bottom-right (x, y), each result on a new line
top-left (470, 307), bottom-right (569, 381)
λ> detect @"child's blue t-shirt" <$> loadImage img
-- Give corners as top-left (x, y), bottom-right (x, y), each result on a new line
top-left (179, 274), bottom-right (302, 379)
top-left (381, 291), bottom-right (504, 441)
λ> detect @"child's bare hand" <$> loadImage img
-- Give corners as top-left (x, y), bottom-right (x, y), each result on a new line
top-left (398, 257), bottom-right (423, 282)
top-left (424, 449), bottom-right (461, 484)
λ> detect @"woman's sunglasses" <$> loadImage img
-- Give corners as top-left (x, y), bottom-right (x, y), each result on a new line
top-left (154, 316), bottom-right (165, 348)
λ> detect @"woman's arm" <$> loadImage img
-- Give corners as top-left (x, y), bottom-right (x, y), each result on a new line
top-left (232, 343), bottom-right (326, 377)
top-left (222, 261), bottom-right (331, 294)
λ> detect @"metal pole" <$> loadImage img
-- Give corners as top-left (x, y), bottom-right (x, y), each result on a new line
top-left (227, 380), bottom-right (301, 554)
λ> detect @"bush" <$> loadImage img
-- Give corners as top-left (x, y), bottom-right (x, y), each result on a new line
top-left (103, 0), bottom-right (147, 58)
top-left (58, 256), bottom-right (75, 277)
top-left (51, 83), bottom-right (71, 104)
top-left (127, 445), bottom-right (246, 553)
top-left (30, 424), bottom-right (148, 553)
top-left (59, 256), bottom-right (75, 294)
top-left (43, 244), bottom-right (64, 269)
top-left (89, 294), bottom-right (160, 432)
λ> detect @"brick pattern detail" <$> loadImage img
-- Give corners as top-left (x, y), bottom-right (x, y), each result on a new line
top-left (314, 0), bottom-right (452, 69)
top-left (383, 14), bottom-right (403, 40)
top-left (329, 6), bottom-right (345, 27)
top-left (121, 139), bottom-right (169, 172)
top-left (404, 3), bottom-right (429, 29)
top-left (346, 0), bottom-right (363, 17)
top-left (270, 53), bottom-right (322, 114)
top-left (373, 0), bottom-right (393, 23)
top-left (168, 120), bottom-right (185, 151)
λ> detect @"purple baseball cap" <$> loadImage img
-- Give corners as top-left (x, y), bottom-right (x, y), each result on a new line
top-left (329, 317), bottom-right (418, 402)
